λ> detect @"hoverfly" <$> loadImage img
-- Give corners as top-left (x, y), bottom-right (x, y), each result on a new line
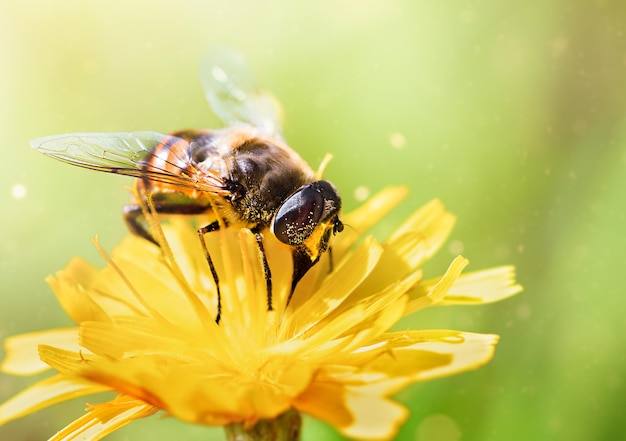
top-left (31, 48), bottom-right (343, 323)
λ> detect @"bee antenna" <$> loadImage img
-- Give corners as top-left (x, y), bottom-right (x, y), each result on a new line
top-left (315, 153), bottom-right (333, 180)
top-left (341, 222), bottom-right (357, 234)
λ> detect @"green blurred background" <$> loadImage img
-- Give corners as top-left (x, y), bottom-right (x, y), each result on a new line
top-left (1, 1), bottom-right (625, 440)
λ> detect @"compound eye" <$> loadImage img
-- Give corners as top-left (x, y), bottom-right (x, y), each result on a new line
top-left (272, 181), bottom-right (341, 246)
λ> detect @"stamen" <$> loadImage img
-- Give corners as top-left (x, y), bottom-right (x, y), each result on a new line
top-left (132, 187), bottom-right (216, 328)
top-left (91, 236), bottom-right (168, 322)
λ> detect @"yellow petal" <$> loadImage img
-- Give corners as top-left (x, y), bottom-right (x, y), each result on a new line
top-left (103, 242), bottom-right (204, 327)
top-left (315, 270), bottom-right (421, 355)
top-left (162, 216), bottom-right (213, 287)
top-left (49, 395), bottom-right (157, 441)
top-left (47, 258), bottom-right (111, 324)
top-left (40, 342), bottom-right (310, 426)
top-left (386, 199), bottom-right (456, 268)
top-left (405, 256), bottom-right (469, 315)
top-left (154, 368), bottom-right (296, 425)
top-left (76, 318), bottom-right (230, 380)
top-left (0, 374), bottom-right (108, 426)
top-left (439, 265), bottom-right (523, 305)
top-left (1, 328), bottom-right (80, 375)
top-left (293, 382), bottom-right (407, 440)
top-left (333, 186), bottom-right (408, 259)
top-left (339, 392), bottom-right (408, 440)
top-left (404, 331), bottom-right (499, 382)
top-left (227, 228), bottom-right (277, 336)
top-left (38, 345), bottom-right (96, 378)
top-left (343, 245), bottom-right (417, 307)
top-left (283, 236), bottom-right (383, 339)
top-left (353, 330), bottom-right (500, 396)
top-left (293, 382), bottom-right (352, 429)
top-left (79, 320), bottom-right (188, 361)
top-left (343, 201), bottom-right (456, 304)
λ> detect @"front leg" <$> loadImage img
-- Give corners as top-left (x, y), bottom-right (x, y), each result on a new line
top-left (251, 226), bottom-right (273, 312)
top-left (198, 221), bottom-right (223, 324)
top-left (124, 203), bottom-right (224, 324)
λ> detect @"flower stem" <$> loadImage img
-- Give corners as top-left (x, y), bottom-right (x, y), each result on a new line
top-left (224, 410), bottom-right (302, 441)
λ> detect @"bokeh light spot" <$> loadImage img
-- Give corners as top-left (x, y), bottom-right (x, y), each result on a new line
top-left (390, 132), bottom-right (406, 149)
top-left (416, 414), bottom-right (462, 441)
top-left (353, 185), bottom-right (370, 201)
top-left (11, 183), bottom-right (27, 200)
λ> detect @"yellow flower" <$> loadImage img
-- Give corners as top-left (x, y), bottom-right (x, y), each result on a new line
top-left (0, 187), bottom-right (521, 440)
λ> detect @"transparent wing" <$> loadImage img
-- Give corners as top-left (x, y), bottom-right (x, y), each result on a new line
top-left (200, 46), bottom-right (283, 137)
top-left (30, 132), bottom-right (225, 192)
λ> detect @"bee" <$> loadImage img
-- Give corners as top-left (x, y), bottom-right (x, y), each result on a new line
top-left (31, 48), bottom-right (343, 323)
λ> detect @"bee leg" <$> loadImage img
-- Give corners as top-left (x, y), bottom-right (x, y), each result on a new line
top-left (197, 221), bottom-right (223, 324)
top-left (137, 212), bottom-right (222, 324)
top-left (123, 202), bottom-right (212, 245)
top-left (124, 203), bottom-right (221, 322)
top-left (251, 227), bottom-right (273, 311)
top-left (124, 204), bottom-right (158, 244)
top-left (328, 246), bottom-right (335, 273)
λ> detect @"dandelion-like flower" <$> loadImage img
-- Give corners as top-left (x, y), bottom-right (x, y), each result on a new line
top-left (0, 187), bottom-right (521, 440)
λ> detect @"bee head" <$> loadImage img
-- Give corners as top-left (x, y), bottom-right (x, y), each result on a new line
top-left (271, 180), bottom-right (343, 260)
